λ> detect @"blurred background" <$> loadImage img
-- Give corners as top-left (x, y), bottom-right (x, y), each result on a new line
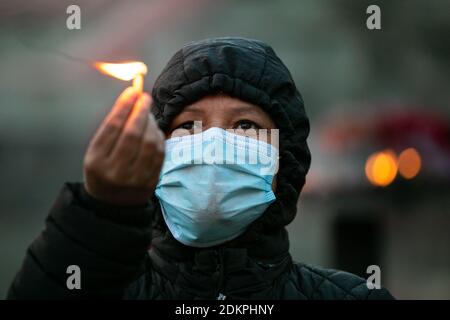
top-left (1, 0), bottom-right (449, 299)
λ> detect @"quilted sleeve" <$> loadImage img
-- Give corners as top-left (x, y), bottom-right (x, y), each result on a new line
top-left (7, 182), bottom-right (154, 299)
top-left (293, 263), bottom-right (395, 300)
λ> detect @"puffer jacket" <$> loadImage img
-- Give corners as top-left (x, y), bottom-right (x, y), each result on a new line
top-left (7, 183), bottom-right (393, 300)
top-left (8, 37), bottom-right (394, 299)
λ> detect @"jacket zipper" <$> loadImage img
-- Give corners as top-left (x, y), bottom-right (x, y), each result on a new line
top-left (215, 248), bottom-right (226, 300)
top-left (217, 292), bottom-right (226, 300)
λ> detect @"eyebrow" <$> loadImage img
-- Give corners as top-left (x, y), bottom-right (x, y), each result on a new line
top-left (172, 101), bottom-right (276, 130)
top-left (229, 104), bottom-right (262, 115)
top-left (183, 103), bottom-right (261, 114)
top-left (179, 105), bottom-right (202, 113)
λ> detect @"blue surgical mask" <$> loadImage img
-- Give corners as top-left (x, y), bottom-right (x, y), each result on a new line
top-left (155, 127), bottom-right (279, 248)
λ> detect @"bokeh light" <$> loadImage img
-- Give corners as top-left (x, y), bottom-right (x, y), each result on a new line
top-left (398, 148), bottom-right (422, 179)
top-left (365, 150), bottom-right (398, 187)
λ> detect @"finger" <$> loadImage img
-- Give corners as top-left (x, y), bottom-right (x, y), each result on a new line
top-left (132, 122), bottom-right (165, 185)
top-left (110, 93), bottom-right (151, 164)
top-left (105, 87), bottom-right (138, 124)
top-left (89, 87), bottom-right (138, 155)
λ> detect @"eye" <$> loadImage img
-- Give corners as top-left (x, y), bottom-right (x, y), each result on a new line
top-left (170, 121), bottom-right (202, 136)
top-left (234, 120), bottom-right (261, 130)
top-left (176, 121), bottom-right (195, 131)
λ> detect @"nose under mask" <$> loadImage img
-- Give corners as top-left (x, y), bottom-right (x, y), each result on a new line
top-left (155, 127), bottom-right (279, 248)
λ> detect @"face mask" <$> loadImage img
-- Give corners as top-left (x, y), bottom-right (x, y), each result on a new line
top-left (155, 127), bottom-right (279, 248)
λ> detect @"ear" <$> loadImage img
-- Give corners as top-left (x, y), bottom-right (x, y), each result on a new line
top-left (272, 174), bottom-right (278, 192)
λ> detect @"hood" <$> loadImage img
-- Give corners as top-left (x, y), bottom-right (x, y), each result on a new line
top-left (149, 37), bottom-right (311, 264)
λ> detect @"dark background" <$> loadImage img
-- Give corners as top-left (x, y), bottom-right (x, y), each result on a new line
top-left (1, 0), bottom-right (449, 299)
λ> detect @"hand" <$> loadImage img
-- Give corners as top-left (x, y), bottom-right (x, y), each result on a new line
top-left (83, 87), bottom-right (165, 206)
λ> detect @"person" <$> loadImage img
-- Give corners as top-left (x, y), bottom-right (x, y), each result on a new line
top-left (7, 37), bottom-right (394, 300)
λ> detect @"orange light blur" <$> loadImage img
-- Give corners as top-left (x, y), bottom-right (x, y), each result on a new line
top-left (94, 61), bottom-right (147, 93)
top-left (365, 150), bottom-right (398, 187)
top-left (398, 148), bottom-right (421, 179)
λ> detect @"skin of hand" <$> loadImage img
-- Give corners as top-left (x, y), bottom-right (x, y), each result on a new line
top-left (83, 87), bottom-right (165, 206)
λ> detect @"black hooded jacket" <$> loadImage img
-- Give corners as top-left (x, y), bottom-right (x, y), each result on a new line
top-left (7, 37), bottom-right (394, 300)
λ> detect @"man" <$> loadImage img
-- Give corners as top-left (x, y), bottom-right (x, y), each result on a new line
top-left (8, 37), bottom-right (394, 299)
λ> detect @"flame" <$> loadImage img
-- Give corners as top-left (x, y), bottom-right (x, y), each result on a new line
top-left (365, 150), bottom-right (398, 187)
top-left (94, 61), bottom-right (147, 81)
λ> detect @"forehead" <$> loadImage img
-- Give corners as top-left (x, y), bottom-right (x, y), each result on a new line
top-left (181, 94), bottom-right (267, 116)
